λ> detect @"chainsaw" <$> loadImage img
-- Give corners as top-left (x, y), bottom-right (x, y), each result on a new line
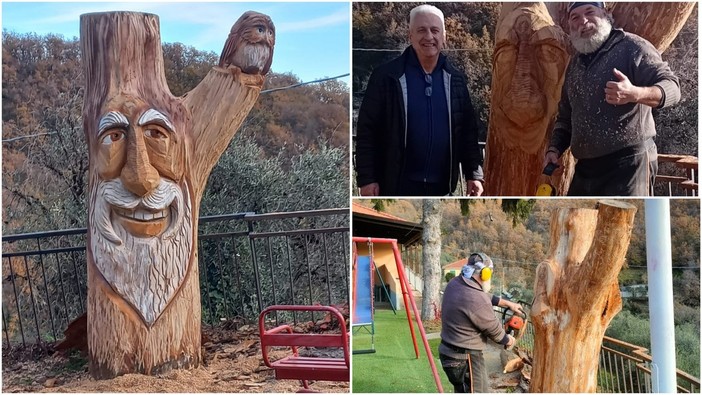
top-left (536, 162), bottom-right (559, 196)
top-left (502, 301), bottom-right (529, 349)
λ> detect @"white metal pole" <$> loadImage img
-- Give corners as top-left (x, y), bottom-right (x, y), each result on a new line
top-left (645, 199), bottom-right (677, 393)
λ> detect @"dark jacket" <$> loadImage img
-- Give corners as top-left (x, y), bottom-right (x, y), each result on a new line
top-left (551, 29), bottom-right (681, 159)
top-left (355, 46), bottom-right (484, 196)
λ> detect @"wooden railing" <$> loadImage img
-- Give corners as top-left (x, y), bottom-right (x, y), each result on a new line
top-left (656, 154), bottom-right (698, 196)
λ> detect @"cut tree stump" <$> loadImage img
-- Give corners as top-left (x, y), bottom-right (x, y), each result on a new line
top-left (80, 11), bottom-right (266, 379)
top-left (530, 200), bottom-right (637, 392)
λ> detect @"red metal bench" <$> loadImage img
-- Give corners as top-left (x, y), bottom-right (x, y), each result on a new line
top-left (259, 305), bottom-right (350, 392)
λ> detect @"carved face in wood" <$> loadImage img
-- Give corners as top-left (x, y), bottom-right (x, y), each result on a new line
top-left (218, 11), bottom-right (275, 75)
top-left (89, 95), bottom-right (193, 326)
top-left (493, 8), bottom-right (569, 153)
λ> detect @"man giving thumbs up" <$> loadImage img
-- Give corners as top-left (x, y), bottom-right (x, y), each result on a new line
top-left (544, 2), bottom-right (680, 196)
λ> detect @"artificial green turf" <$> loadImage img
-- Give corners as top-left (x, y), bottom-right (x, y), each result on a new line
top-left (351, 309), bottom-right (453, 393)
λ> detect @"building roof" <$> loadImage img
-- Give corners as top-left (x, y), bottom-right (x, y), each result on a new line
top-left (444, 258), bottom-right (468, 271)
top-left (352, 202), bottom-right (423, 246)
top-left (352, 203), bottom-right (408, 222)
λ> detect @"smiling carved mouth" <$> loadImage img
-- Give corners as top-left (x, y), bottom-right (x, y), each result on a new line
top-left (114, 207), bottom-right (169, 221)
top-left (112, 206), bottom-right (171, 238)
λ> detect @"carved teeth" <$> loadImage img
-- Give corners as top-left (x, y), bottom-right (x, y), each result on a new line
top-left (115, 207), bottom-right (168, 222)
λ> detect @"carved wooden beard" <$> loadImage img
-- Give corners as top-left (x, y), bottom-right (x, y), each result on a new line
top-left (89, 173), bottom-right (193, 326)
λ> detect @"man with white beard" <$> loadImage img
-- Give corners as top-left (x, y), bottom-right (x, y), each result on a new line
top-left (439, 253), bottom-right (524, 393)
top-left (544, 2), bottom-right (680, 196)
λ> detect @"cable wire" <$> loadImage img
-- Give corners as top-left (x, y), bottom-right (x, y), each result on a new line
top-left (261, 73), bottom-right (350, 94)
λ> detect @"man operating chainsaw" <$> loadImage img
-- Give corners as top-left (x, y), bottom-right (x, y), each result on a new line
top-left (439, 253), bottom-right (524, 393)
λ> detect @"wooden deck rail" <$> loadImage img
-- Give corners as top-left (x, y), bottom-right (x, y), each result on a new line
top-left (656, 154), bottom-right (698, 196)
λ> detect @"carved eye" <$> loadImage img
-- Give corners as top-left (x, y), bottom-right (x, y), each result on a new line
top-left (258, 26), bottom-right (264, 34)
top-left (100, 130), bottom-right (124, 145)
top-left (268, 30), bottom-right (273, 36)
top-left (145, 127), bottom-right (168, 139)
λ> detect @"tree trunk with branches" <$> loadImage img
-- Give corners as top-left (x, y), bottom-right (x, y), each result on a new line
top-left (530, 200), bottom-right (637, 392)
top-left (81, 11), bottom-right (265, 379)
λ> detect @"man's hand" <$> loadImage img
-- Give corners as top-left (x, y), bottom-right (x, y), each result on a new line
top-left (505, 334), bottom-right (516, 350)
top-left (466, 180), bottom-right (484, 196)
top-left (359, 182), bottom-right (379, 196)
top-left (605, 68), bottom-right (639, 105)
top-left (506, 300), bottom-right (525, 317)
top-left (543, 148), bottom-right (560, 169)
top-left (605, 68), bottom-right (663, 107)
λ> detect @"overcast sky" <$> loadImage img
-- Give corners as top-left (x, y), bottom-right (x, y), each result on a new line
top-left (2, 1), bottom-right (350, 84)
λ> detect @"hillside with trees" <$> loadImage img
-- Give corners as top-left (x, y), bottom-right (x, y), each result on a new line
top-left (357, 198), bottom-right (700, 377)
top-left (2, 31), bottom-right (350, 234)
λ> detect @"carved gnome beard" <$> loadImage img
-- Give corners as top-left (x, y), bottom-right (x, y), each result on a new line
top-left (570, 14), bottom-right (612, 54)
top-left (89, 175), bottom-right (193, 326)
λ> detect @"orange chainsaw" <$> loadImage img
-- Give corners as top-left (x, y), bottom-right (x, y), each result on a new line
top-left (502, 301), bottom-right (529, 349)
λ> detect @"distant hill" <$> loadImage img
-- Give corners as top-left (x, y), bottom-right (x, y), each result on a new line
top-left (2, 32), bottom-right (349, 233)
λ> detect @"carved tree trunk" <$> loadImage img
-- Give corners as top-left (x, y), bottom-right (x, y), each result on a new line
top-left (530, 201), bottom-right (637, 392)
top-left (484, 3), bottom-right (570, 196)
top-left (81, 12), bottom-right (264, 378)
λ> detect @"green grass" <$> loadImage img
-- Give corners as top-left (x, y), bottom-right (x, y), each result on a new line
top-left (351, 309), bottom-right (453, 393)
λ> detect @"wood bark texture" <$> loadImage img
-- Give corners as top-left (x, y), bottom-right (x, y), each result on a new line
top-left (484, 3), bottom-right (570, 196)
top-left (547, 2), bottom-right (695, 53)
top-left (530, 200), bottom-right (637, 393)
top-left (81, 12), bottom-right (263, 379)
top-left (421, 200), bottom-right (443, 321)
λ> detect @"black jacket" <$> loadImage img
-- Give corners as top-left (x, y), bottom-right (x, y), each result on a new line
top-left (356, 47), bottom-right (484, 196)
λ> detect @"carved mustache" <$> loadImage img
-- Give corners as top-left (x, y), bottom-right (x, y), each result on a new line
top-left (102, 178), bottom-right (180, 211)
top-left (95, 178), bottom-right (185, 245)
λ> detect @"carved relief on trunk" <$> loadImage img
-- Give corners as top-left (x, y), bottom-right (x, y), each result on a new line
top-left (492, 5), bottom-right (568, 154)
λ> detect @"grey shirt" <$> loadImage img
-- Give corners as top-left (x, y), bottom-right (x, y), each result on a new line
top-left (550, 29), bottom-right (681, 159)
top-left (439, 276), bottom-right (508, 358)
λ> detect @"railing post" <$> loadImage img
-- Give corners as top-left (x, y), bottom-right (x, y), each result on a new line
top-left (246, 215), bottom-right (264, 314)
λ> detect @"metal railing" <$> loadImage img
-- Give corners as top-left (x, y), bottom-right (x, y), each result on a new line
top-left (599, 336), bottom-right (700, 393)
top-left (492, 308), bottom-right (700, 393)
top-left (2, 208), bottom-right (349, 350)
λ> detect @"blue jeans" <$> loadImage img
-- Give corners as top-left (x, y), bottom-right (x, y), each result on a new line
top-left (440, 351), bottom-right (488, 393)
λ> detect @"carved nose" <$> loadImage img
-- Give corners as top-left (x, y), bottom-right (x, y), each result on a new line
top-left (120, 129), bottom-right (160, 197)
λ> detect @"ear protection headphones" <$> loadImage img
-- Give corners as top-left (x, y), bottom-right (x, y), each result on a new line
top-left (471, 253), bottom-right (493, 281)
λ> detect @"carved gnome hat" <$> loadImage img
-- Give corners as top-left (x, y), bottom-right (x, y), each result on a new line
top-left (461, 253), bottom-right (493, 279)
top-left (568, 2), bottom-right (606, 14)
